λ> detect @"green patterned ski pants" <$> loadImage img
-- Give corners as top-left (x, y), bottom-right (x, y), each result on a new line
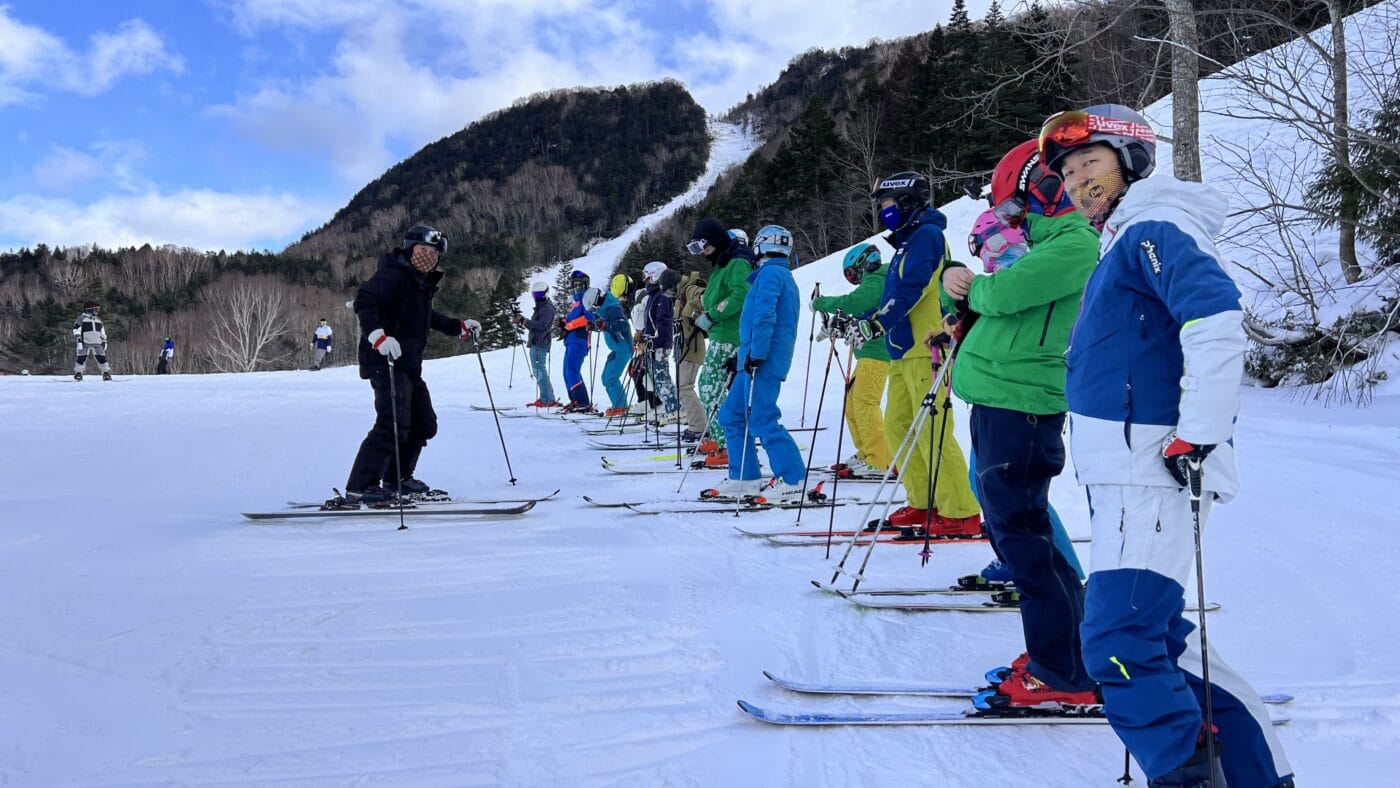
top-left (697, 340), bottom-right (737, 447)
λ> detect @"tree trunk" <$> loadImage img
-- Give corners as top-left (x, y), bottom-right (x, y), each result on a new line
top-left (1329, 0), bottom-right (1362, 283)
top-left (1165, 0), bottom-right (1202, 182)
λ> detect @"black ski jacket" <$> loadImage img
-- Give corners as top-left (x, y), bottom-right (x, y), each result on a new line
top-left (355, 251), bottom-right (462, 379)
top-left (521, 297), bottom-right (556, 349)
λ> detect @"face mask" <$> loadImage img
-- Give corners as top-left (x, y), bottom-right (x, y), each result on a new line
top-left (983, 242), bottom-right (1029, 273)
top-left (1067, 168), bottom-right (1127, 228)
top-left (879, 204), bottom-right (903, 233)
top-left (409, 247), bottom-right (438, 273)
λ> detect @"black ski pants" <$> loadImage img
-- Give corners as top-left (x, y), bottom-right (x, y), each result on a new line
top-left (346, 367), bottom-right (438, 492)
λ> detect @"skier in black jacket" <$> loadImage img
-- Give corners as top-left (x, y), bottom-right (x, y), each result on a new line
top-left (328, 224), bottom-right (479, 508)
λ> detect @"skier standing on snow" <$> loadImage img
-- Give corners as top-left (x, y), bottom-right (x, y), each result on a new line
top-left (156, 336), bottom-right (175, 374)
top-left (589, 283), bottom-right (633, 418)
top-left (811, 242), bottom-right (893, 476)
top-left (328, 224), bottom-right (480, 508)
top-left (707, 225), bottom-right (806, 503)
top-left (955, 208), bottom-right (1085, 590)
top-left (516, 280), bottom-right (559, 407)
top-left (559, 270), bottom-right (595, 413)
top-left (641, 262), bottom-right (682, 426)
top-left (627, 285), bottom-right (661, 415)
top-left (688, 218), bottom-right (754, 468)
top-left (676, 270), bottom-right (709, 442)
top-left (311, 318), bottom-right (334, 370)
top-left (937, 142), bottom-right (1100, 710)
top-left (864, 172), bottom-right (980, 534)
top-left (1041, 104), bottom-right (1294, 787)
top-left (71, 301), bottom-right (112, 381)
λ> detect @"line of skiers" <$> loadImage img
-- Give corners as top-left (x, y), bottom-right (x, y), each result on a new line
top-left (318, 103), bottom-right (1290, 787)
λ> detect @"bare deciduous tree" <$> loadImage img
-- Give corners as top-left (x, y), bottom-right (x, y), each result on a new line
top-left (202, 279), bottom-right (292, 373)
top-left (1164, 0), bottom-right (1203, 181)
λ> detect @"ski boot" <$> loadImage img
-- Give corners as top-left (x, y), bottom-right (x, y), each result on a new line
top-left (925, 512), bottom-right (983, 538)
top-left (680, 429), bottom-right (704, 444)
top-left (74, 372), bottom-right (83, 381)
top-left (954, 574), bottom-right (1013, 592)
top-left (974, 654), bottom-right (1101, 716)
top-left (700, 477), bottom-right (762, 502)
top-left (989, 589), bottom-right (1022, 607)
top-left (604, 406), bottom-right (629, 418)
top-left (864, 506), bottom-right (930, 534)
top-left (1148, 725), bottom-right (1225, 787)
top-left (102, 371), bottom-right (112, 381)
top-left (393, 478), bottom-right (448, 502)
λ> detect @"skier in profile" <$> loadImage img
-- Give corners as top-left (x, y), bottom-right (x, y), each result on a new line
top-left (310, 319), bottom-right (333, 370)
top-left (156, 337), bottom-right (175, 374)
top-left (325, 224), bottom-right (479, 509)
top-left (72, 301), bottom-right (112, 381)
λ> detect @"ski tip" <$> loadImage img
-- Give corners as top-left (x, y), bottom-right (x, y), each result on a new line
top-left (761, 670), bottom-right (779, 683)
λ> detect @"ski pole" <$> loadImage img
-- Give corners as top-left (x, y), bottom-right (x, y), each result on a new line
top-left (588, 328), bottom-right (599, 411)
top-left (824, 344), bottom-right (855, 560)
top-left (386, 359), bottom-right (407, 532)
top-left (473, 337), bottom-right (518, 485)
top-left (674, 339), bottom-right (683, 469)
top-left (1187, 459), bottom-right (1218, 788)
top-left (799, 283), bottom-right (820, 427)
top-left (508, 333), bottom-right (517, 389)
top-left (675, 369), bottom-right (733, 494)
top-left (792, 329), bottom-right (837, 525)
top-left (919, 338), bottom-right (956, 566)
top-left (734, 362), bottom-right (757, 518)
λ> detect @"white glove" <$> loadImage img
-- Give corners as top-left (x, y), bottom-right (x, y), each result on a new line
top-left (76, 341), bottom-right (85, 352)
top-left (368, 329), bottom-right (401, 361)
top-left (461, 319), bottom-right (481, 339)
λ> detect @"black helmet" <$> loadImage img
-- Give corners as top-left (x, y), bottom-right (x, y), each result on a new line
top-left (402, 224), bottom-right (447, 254)
top-left (569, 270), bottom-right (590, 291)
top-left (658, 268), bottom-right (681, 292)
top-left (871, 171), bottom-right (932, 213)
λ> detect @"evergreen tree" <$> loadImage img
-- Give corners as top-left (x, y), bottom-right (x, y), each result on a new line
top-left (949, 0), bottom-right (972, 34)
top-left (551, 262), bottom-right (575, 334)
top-left (1310, 81), bottom-right (1400, 268)
top-left (985, 0), bottom-right (1005, 28)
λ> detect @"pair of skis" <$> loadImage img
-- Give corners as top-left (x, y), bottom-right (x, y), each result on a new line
top-left (809, 580), bottom-right (1220, 613)
top-left (245, 489), bottom-right (560, 521)
top-left (739, 671), bottom-right (1292, 726)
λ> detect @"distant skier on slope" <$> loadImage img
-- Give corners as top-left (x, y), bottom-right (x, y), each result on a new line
top-left (515, 280), bottom-right (559, 407)
top-left (72, 301), bottom-right (112, 381)
top-left (325, 224), bottom-right (479, 509)
top-left (156, 336), bottom-right (175, 374)
top-left (937, 144), bottom-right (1100, 713)
top-left (310, 318), bottom-right (333, 370)
top-left (1042, 104), bottom-right (1294, 787)
top-left (705, 225), bottom-right (806, 504)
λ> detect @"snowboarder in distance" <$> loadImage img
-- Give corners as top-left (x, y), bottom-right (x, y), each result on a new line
top-left (325, 224), bottom-right (481, 509)
top-left (705, 225), bottom-right (806, 504)
top-left (310, 319), bottom-right (333, 370)
top-left (156, 337), bottom-right (175, 374)
top-left (937, 144), bottom-right (1100, 713)
top-left (72, 301), bottom-right (112, 381)
top-left (1042, 104), bottom-right (1294, 787)
top-left (811, 242), bottom-right (894, 477)
top-left (515, 280), bottom-right (560, 407)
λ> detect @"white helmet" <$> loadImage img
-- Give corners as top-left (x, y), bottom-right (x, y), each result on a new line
top-left (530, 280), bottom-right (548, 293)
top-left (642, 261), bottom-right (668, 283)
top-left (729, 228), bottom-right (749, 245)
top-left (581, 287), bottom-right (602, 312)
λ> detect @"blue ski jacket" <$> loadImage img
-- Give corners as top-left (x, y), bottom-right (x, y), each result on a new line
top-left (737, 255), bottom-right (800, 379)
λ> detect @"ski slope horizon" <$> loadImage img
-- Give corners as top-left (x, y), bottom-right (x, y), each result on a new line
top-left (6, 6), bottom-right (1400, 785)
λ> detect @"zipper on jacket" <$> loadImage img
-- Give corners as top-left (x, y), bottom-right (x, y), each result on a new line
top-left (1138, 313), bottom-right (1147, 339)
top-left (1038, 301), bottom-right (1057, 346)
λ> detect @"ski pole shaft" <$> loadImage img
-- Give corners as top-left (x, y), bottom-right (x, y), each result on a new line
top-left (1188, 460), bottom-right (1217, 788)
top-left (919, 356), bottom-right (955, 566)
top-left (799, 284), bottom-right (820, 427)
top-left (824, 345), bottom-right (854, 560)
top-left (794, 336), bottom-right (836, 525)
top-left (509, 334), bottom-right (517, 389)
top-left (386, 359), bottom-right (407, 531)
top-left (735, 366), bottom-right (756, 518)
top-left (475, 341), bottom-right (518, 485)
top-left (675, 369), bottom-right (731, 494)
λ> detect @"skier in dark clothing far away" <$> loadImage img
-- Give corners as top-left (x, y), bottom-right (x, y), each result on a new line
top-left (324, 224), bottom-right (480, 509)
top-left (156, 337), bottom-right (175, 374)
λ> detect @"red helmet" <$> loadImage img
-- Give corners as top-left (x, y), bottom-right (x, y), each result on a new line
top-left (988, 140), bottom-right (1072, 227)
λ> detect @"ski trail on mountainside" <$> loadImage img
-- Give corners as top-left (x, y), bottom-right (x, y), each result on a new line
top-left (523, 119), bottom-right (758, 307)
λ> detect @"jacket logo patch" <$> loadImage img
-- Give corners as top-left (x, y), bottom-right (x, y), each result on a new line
top-left (1140, 240), bottom-right (1162, 275)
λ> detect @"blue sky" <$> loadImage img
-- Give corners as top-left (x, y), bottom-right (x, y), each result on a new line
top-left (0, 0), bottom-right (992, 252)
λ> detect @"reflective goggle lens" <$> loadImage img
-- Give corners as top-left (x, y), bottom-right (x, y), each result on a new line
top-left (992, 197), bottom-right (1027, 227)
top-left (686, 239), bottom-right (708, 255)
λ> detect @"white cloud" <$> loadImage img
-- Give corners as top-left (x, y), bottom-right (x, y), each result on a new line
top-left (212, 0), bottom-right (992, 183)
top-left (30, 140), bottom-right (151, 195)
top-left (30, 147), bottom-right (105, 194)
top-left (0, 190), bottom-right (331, 251)
top-left (0, 7), bottom-right (183, 105)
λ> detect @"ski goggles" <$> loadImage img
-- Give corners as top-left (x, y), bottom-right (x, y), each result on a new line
top-left (969, 227), bottom-right (1014, 259)
top-left (1039, 110), bottom-right (1156, 162)
top-left (992, 196), bottom-right (1028, 227)
top-left (686, 238), bottom-right (709, 255)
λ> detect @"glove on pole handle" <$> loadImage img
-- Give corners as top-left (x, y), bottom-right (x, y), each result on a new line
top-left (386, 359), bottom-right (407, 532)
top-left (475, 338), bottom-right (518, 486)
top-left (1188, 457), bottom-right (1218, 788)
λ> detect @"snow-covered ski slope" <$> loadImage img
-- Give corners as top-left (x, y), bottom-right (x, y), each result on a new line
top-left (5, 12), bottom-right (1400, 786)
top-left (520, 119), bottom-right (758, 310)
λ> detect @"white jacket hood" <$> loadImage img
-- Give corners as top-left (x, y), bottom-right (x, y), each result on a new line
top-left (1103, 177), bottom-right (1229, 254)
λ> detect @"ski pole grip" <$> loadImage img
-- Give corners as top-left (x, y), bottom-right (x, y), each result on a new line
top-left (1187, 458), bottom-right (1204, 501)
